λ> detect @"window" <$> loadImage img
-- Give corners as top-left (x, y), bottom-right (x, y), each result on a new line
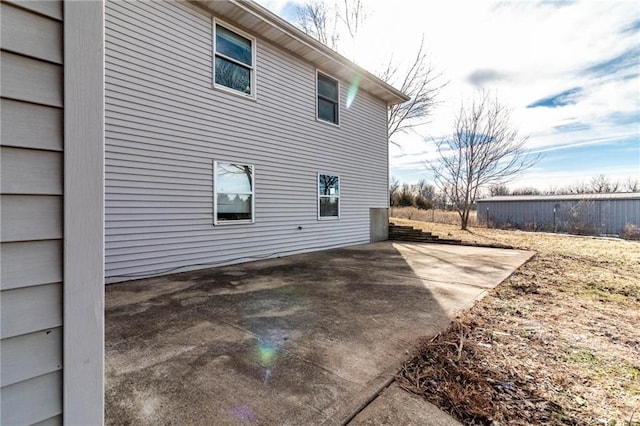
top-left (318, 174), bottom-right (340, 218)
top-left (214, 161), bottom-right (254, 224)
top-left (317, 72), bottom-right (339, 125)
top-left (214, 21), bottom-right (255, 96)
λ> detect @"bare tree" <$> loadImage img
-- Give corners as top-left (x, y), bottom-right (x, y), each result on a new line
top-left (624, 177), bottom-right (639, 192)
top-left (415, 179), bottom-right (436, 202)
top-left (544, 185), bottom-right (559, 195)
top-left (413, 179), bottom-right (435, 210)
top-left (511, 187), bottom-right (541, 196)
top-left (430, 92), bottom-right (541, 230)
top-left (319, 174), bottom-right (339, 195)
top-left (489, 183), bottom-right (510, 197)
top-left (563, 181), bottom-right (589, 194)
top-left (611, 180), bottom-right (621, 193)
top-left (590, 174), bottom-right (619, 193)
top-left (389, 177), bottom-right (400, 206)
top-left (295, 1), bottom-right (443, 142)
top-left (296, 1), bottom-right (340, 50)
top-left (380, 38), bottom-right (443, 142)
top-left (338, 0), bottom-right (365, 40)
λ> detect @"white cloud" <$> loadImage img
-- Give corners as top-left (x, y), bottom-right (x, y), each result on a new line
top-left (259, 0), bottom-right (640, 187)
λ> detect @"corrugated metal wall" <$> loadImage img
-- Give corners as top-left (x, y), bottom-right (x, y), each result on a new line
top-left (1, 1), bottom-right (64, 424)
top-left (104, 0), bottom-right (389, 282)
top-left (477, 198), bottom-right (640, 235)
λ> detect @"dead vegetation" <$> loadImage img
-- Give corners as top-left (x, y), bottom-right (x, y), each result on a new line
top-left (623, 224), bottom-right (640, 241)
top-left (393, 219), bottom-right (640, 425)
top-left (390, 207), bottom-right (478, 226)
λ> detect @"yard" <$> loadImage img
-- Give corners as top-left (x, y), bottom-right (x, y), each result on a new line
top-left (392, 218), bottom-right (640, 425)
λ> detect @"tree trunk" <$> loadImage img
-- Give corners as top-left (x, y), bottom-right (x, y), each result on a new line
top-left (460, 206), bottom-right (469, 230)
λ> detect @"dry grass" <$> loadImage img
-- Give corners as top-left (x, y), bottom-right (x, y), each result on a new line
top-left (393, 218), bottom-right (640, 425)
top-left (390, 207), bottom-right (478, 227)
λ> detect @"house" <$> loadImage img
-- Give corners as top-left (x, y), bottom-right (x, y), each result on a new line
top-left (104, 0), bottom-right (408, 282)
top-left (0, 0), bottom-right (407, 423)
top-left (477, 193), bottom-right (640, 235)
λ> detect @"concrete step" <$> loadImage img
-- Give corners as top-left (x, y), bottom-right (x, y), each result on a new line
top-left (388, 223), bottom-right (462, 245)
top-left (390, 236), bottom-right (463, 245)
top-left (388, 223), bottom-right (512, 249)
top-left (389, 225), bottom-right (432, 235)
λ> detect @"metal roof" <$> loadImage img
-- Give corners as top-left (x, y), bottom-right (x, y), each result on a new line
top-left (191, 0), bottom-right (410, 105)
top-left (478, 193), bottom-right (640, 202)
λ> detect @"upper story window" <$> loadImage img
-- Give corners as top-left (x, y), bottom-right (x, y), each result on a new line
top-left (214, 161), bottom-right (254, 224)
top-left (318, 174), bottom-right (340, 219)
top-left (214, 21), bottom-right (256, 97)
top-left (317, 72), bottom-right (339, 125)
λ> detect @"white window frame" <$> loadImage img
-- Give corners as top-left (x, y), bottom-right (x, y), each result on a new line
top-left (214, 161), bottom-right (255, 225)
top-left (212, 18), bottom-right (257, 99)
top-left (318, 173), bottom-right (341, 220)
top-left (316, 70), bottom-right (340, 126)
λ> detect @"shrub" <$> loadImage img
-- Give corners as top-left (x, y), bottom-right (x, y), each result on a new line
top-left (414, 195), bottom-right (433, 210)
top-left (398, 190), bottom-right (414, 207)
top-left (622, 224), bottom-right (640, 241)
top-left (564, 200), bottom-right (597, 236)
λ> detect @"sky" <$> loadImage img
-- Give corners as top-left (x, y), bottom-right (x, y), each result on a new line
top-left (259, 0), bottom-right (639, 191)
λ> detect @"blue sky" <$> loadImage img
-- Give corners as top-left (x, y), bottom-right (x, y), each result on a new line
top-left (260, 0), bottom-right (639, 190)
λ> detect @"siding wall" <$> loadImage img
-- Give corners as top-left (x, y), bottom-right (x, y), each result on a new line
top-left (1, 1), bottom-right (64, 424)
top-left (104, 0), bottom-right (390, 281)
top-left (477, 198), bottom-right (640, 235)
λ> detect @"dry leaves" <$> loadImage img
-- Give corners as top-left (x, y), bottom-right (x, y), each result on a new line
top-left (393, 219), bottom-right (640, 425)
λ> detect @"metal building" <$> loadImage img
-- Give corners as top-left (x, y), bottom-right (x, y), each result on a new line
top-left (477, 193), bottom-right (640, 236)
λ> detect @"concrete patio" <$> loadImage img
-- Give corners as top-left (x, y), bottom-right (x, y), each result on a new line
top-left (105, 241), bottom-right (533, 425)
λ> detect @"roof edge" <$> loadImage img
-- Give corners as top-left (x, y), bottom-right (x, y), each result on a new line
top-left (477, 192), bottom-right (640, 202)
top-left (190, 0), bottom-right (410, 105)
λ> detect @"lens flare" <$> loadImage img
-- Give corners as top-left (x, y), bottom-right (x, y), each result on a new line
top-left (258, 344), bottom-right (277, 366)
top-left (346, 77), bottom-right (360, 109)
top-left (229, 405), bottom-right (257, 422)
top-left (254, 328), bottom-right (289, 385)
top-left (263, 368), bottom-right (272, 385)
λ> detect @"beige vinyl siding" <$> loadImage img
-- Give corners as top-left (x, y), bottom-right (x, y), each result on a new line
top-left (0, 99), bottom-right (63, 151)
top-left (0, 0), bottom-right (64, 423)
top-left (104, 0), bottom-right (389, 281)
top-left (1, 372), bottom-right (62, 425)
top-left (2, 0), bottom-right (62, 20)
top-left (0, 240), bottom-right (63, 290)
top-left (1, 328), bottom-right (63, 386)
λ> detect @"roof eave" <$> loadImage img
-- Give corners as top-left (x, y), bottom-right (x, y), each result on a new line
top-left (478, 192), bottom-right (640, 202)
top-left (190, 0), bottom-right (410, 106)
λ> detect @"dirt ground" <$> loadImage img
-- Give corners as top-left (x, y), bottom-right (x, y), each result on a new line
top-left (392, 218), bottom-right (640, 425)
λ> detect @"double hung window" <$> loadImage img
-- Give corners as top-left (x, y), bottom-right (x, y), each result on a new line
top-left (214, 161), bottom-right (254, 224)
top-left (214, 22), bottom-right (255, 96)
top-left (318, 174), bottom-right (340, 218)
top-left (317, 72), bottom-right (339, 125)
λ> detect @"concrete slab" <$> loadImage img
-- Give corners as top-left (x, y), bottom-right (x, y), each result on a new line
top-left (349, 383), bottom-right (462, 426)
top-left (105, 242), bottom-right (533, 425)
